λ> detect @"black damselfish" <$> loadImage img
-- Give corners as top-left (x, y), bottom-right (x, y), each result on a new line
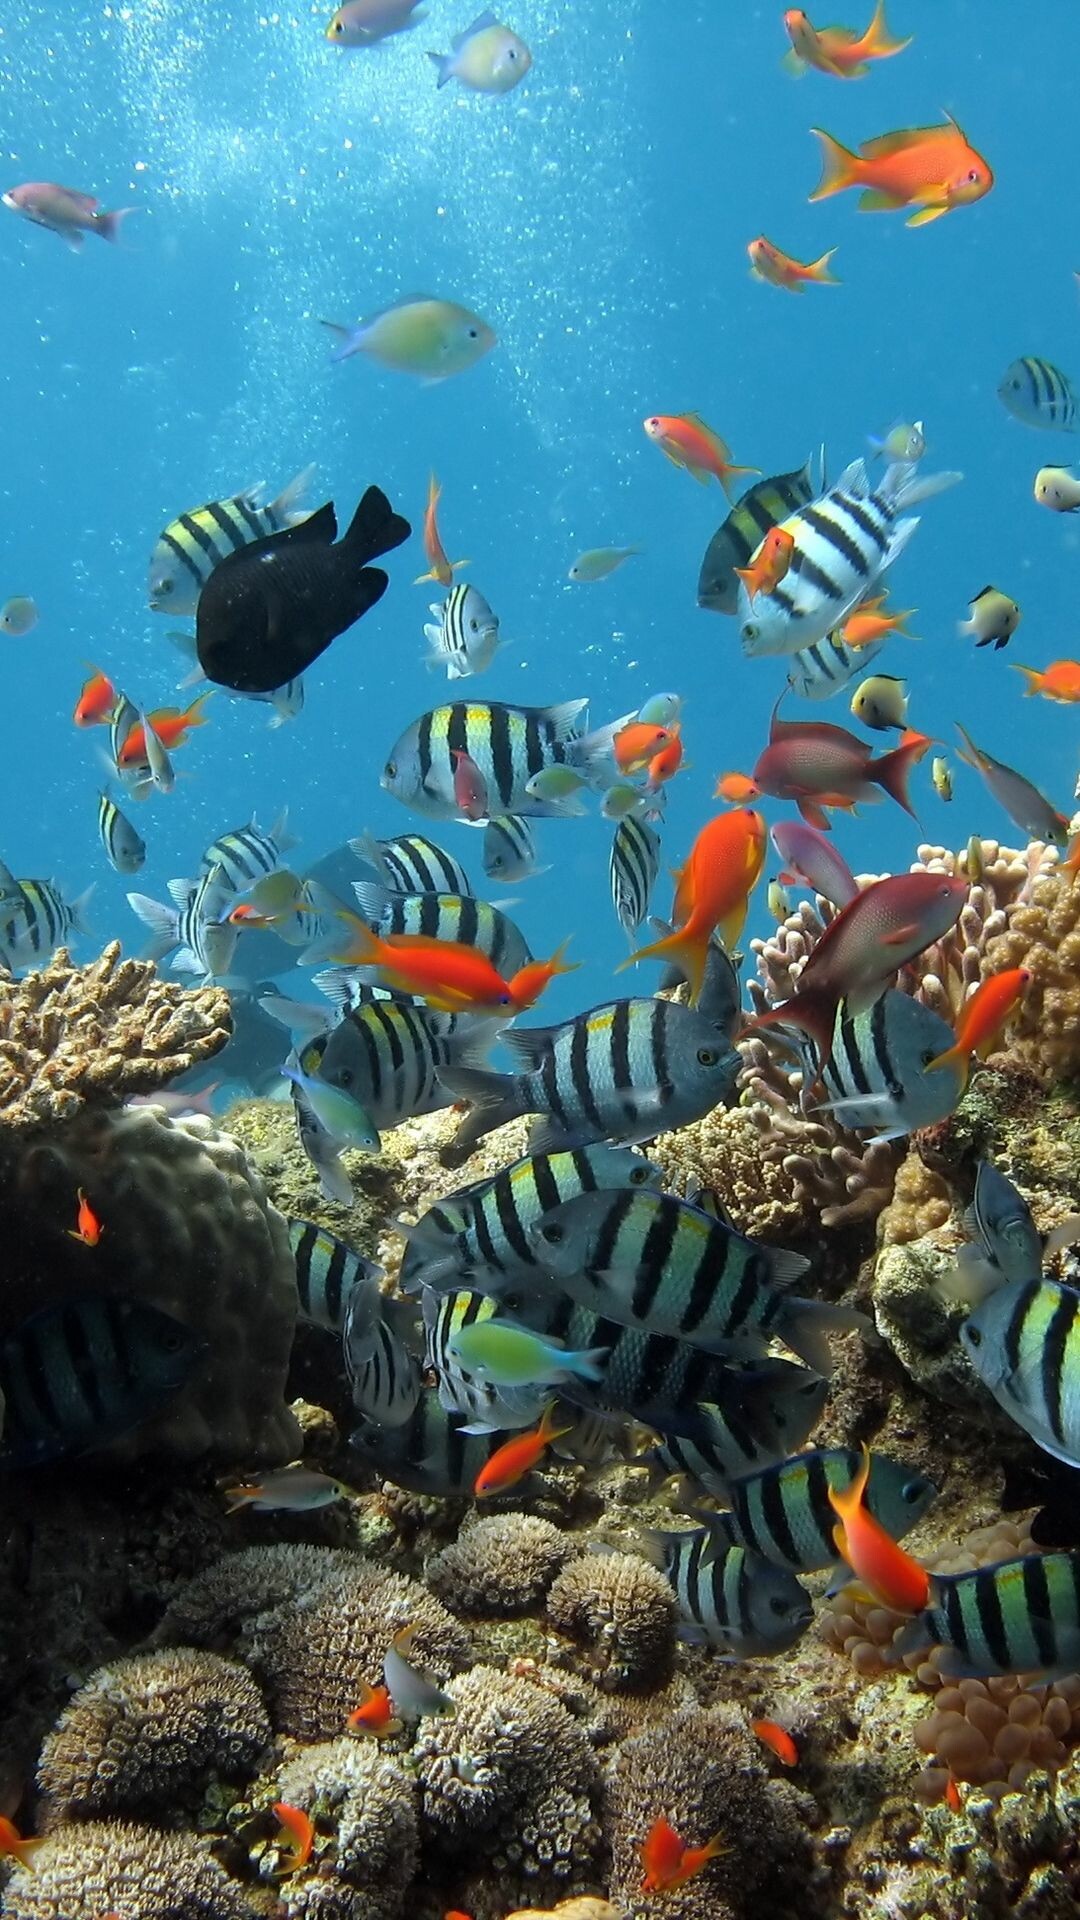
top-left (196, 486), bottom-right (411, 692)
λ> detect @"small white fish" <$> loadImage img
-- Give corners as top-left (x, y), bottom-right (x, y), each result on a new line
top-left (568, 546), bottom-right (641, 584)
top-left (224, 1466), bottom-right (349, 1513)
top-left (428, 9), bottom-right (531, 92)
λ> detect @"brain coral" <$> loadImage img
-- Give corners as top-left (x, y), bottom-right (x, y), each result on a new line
top-left (36, 1647), bottom-right (270, 1823)
top-left (0, 1818), bottom-right (253, 1919)
top-left (545, 1550), bottom-right (677, 1693)
top-left (426, 1514), bottom-right (579, 1615)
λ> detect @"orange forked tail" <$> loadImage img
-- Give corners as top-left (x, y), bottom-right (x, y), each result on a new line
top-left (808, 128), bottom-right (861, 201)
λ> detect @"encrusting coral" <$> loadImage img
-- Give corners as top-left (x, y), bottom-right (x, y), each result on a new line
top-left (0, 1818), bottom-right (253, 1920)
top-left (270, 1737), bottom-right (419, 1920)
top-left (36, 1647), bottom-right (271, 1824)
top-left (426, 1514), bottom-right (580, 1616)
top-left (545, 1550), bottom-right (677, 1693)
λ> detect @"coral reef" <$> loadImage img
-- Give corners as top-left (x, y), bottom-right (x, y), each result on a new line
top-left (426, 1514), bottom-right (579, 1616)
top-left (36, 1647), bottom-right (270, 1824)
top-left (545, 1550), bottom-right (677, 1693)
top-left (271, 1738), bottom-right (419, 1920)
top-left (0, 1818), bottom-right (253, 1919)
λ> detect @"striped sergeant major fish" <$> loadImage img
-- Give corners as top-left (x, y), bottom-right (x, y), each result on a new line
top-left (647, 1362), bottom-right (829, 1496)
top-left (697, 1447), bottom-right (937, 1575)
top-left (349, 830), bottom-right (473, 898)
top-left (398, 1142), bottom-right (664, 1294)
top-left (0, 878), bottom-right (94, 971)
top-left (961, 1277), bottom-right (1080, 1470)
top-left (610, 814), bottom-right (661, 939)
top-left (288, 1218), bottom-right (385, 1333)
top-left (201, 811), bottom-right (297, 893)
top-left (423, 582), bottom-right (501, 679)
top-left (381, 698), bottom-right (632, 821)
top-left (786, 631), bottom-right (883, 701)
top-left (350, 880), bottom-right (532, 978)
top-left (697, 458), bottom-right (819, 616)
top-left (0, 1293), bottom-right (204, 1467)
top-left (147, 466), bottom-right (315, 615)
top-left (739, 456), bottom-right (962, 659)
top-left (804, 988), bottom-right (966, 1142)
top-left (897, 1551), bottom-right (1080, 1679)
top-left (528, 1188), bottom-right (862, 1376)
top-left (422, 1288), bottom-right (549, 1434)
top-left (127, 866), bottom-right (237, 980)
top-left (643, 1529), bottom-right (812, 1656)
top-left (314, 996), bottom-right (499, 1134)
top-left (998, 357), bottom-right (1079, 434)
top-left (97, 788), bottom-right (146, 876)
top-left (348, 1384), bottom-right (515, 1496)
top-left (344, 1297), bottom-right (422, 1429)
top-left (440, 998), bottom-right (741, 1160)
top-left (482, 814), bottom-right (544, 884)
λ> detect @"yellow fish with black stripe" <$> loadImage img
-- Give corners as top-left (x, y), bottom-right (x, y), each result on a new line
top-left (147, 466), bottom-right (314, 615)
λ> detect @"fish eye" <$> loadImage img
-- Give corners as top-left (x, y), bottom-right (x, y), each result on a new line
top-left (697, 1047), bottom-right (720, 1066)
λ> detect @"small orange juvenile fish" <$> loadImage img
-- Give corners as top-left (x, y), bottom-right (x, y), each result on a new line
top-left (809, 114), bottom-right (993, 227)
top-left (840, 593), bottom-right (918, 650)
top-left (67, 1188), bottom-right (103, 1247)
top-left (116, 693), bottom-right (211, 767)
top-left (828, 1443), bottom-right (930, 1613)
top-left (640, 1815), bottom-right (728, 1892)
top-left (925, 968), bottom-right (1031, 1086)
top-left (783, 2), bottom-right (911, 78)
top-left (415, 472), bottom-right (468, 588)
top-left (73, 667), bottom-right (117, 727)
top-left (642, 413), bottom-right (759, 500)
top-left (736, 525), bottom-right (796, 600)
top-left (474, 1402), bottom-right (574, 1497)
top-left (0, 1816), bottom-right (43, 1870)
top-left (1013, 660), bottom-right (1080, 704)
top-left (750, 1719), bottom-right (799, 1767)
top-left (346, 1681), bottom-right (402, 1737)
top-left (272, 1802), bottom-right (314, 1874)
top-left (748, 235), bottom-right (839, 292)
top-left (614, 721), bottom-right (677, 774)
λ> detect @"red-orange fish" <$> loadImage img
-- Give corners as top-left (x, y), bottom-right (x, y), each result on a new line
top-left (641, 1815), bottom-right (729, 1892)
top-left (620, 808), bottom-right (767, 1003)
top-left (783, 3), bottom-right (911, 78)
top-left (116, 693), bottom-right (211, 767)
top-left (67, 1187), bottom-right (103, 1247)
top-left (346, 1681), bottom-right (401, 1737)
top-left (748, 235), bottom-right (839, 292)
top-left (73, 667), bottom-right (117, 728)
top-left (643, 413), bottom-right (759, 500)
top-left (1013, 660), bottom-right (1080, 704)
top-left (736, 525), bottom-right (796, 599)
top-left (474, 1402), bottom-right (574, 1497)
top-left (272, 1802), bottom-right (314, 1874)
top-left (810, 115), bottom-right (993, 227)
top-left (924, 968), bottom-right (1031, 1086)
top-left (0, 1816), bottom-right (43, 1870)
top-left (415, 472), bottom-right (468, 588)
top-left (750, 1719), bottom-right (799, 1767)
top-left (828, 1443), bottom-right (930, 1613)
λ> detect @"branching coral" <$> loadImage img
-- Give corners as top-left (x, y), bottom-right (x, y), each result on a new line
top-left (0, 1818), bottom-right (254, 1919)
top-left (426, 1514), bottom-right (579, 1616)
top-left (270, 1738), bottom-right (419, 1920)
top-left (36, 1648), bottom-right (270, 1824)
top-left (545, 1550), bottom-right (677, 1693)
top-left (0, 942), bottom-right (230, 1128)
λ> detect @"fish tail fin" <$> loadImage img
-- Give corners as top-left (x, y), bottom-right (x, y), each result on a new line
top-left (270, 463), bottom-right (316, 527)
top-left (807, 248), bottom-right (840, 284)
top-left (865, 0), bottom-right (912, 55)
top-left (777, 1298), bottom-right (869, 1378)
top-left (873, 730), bottom-right (931, 816)
top-left (95, 206), bottom-right (137, 244)
top-left (618, 922), bottom-right (708, 1002)
top-left (808, 128), bottom-right (859, 201)
top-left (342, 485), bottom-right (411, 566)
top-left (1012, 664), bottom-right (1042, 696)
top-left (427, 48), bottom-right (454, 85)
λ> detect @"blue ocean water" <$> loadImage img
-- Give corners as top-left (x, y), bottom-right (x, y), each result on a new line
top-left (2, 0), bottom-right (1077, 1042)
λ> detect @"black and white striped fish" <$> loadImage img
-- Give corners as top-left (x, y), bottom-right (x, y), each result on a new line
top-left (422, 1287), bottom-right (548, 1433)
top-left (398, 1141), bottom-right (664, 1294)
top-left (382, 699), bottom-right (628, 821)
top-left (740, 456), bottom-right (961, 659)
top-left (351, 879), bottom-right (532, 976)
top-left (483, 814), bottom-right (544, 883)
top-left (0, 1293), bottom-right (205, 1467)
top-left (648, 1362), bottom-right (829, 1495)
top-left (349, 830), bottom-right (473, 897)
top-left (126, 865), bottom-right (236, 979)
top-left (646, 1529), bottom-right (812, 1655)
top-left (344, 1297), bottom-right (422, 1429)
top-left (699, 1448), bottom-right (936, 1575)
top-left (315, 996), bottom-right (498, 1134)
top-left (787, 631), bottom-right (883, 701)
top-left (610, 815), bottom-right (661, 938)
top-left (0, 878), bottom-right (94, 970)
top-left (423, 583), bottom-right (501, 679)
top-left (148, 467), bottom-right (314, 615)
top-left (897, 1551), bottom-right (1080, 1680)
top-left (998, 357), bottom-right (1079, 434)
top-left (440, 997), bottom-right (740, 1157)
top-left (201, 811), bottom-right (296, 893)
top-left (289, 1218), bottom-right (384, 1333)
top-left (97, 789), bottom-right (146, 876)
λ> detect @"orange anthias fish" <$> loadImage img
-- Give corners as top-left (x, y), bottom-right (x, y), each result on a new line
top-left (620, 808), bottom-right (767, 1003)
top-left (346, 1681), bottom-right (402, 1737)
top-left (0, 1816), bottom-right (44, 1870)
top-left (748, 235), bottom-right (839, 293)
top-left (328, 913), bottom-right (570, 1015)
top-left (73, 667), bottom-right (117, 727)
top-left (840, 594), bottom-right (918, 651)
top-left (810, 115), bottom-right (993, 227)
top-left (116, 692), bottom-right (211, 767)
top-left (272, 1802), bottom-right (315, 1875)
top-left (750, 1719), bottom-right (799, 1767)
top-left (414, 472), bottom-right (468, 588)
top-left (736, 525), bottom-right (796, 600)
top-left (614, 721), bottom-right (677, 775)
top-left (828, 1443), bottom-right (930, 1613)
top-left (67, 1188), bottom-right (103, 1247)
top-left (783, 2), bottom-right (911, 78)
top-left (474, 1402), bottom-right (574, 1497)
top-left (924, 967), bottom-right (1031, 1086)
top-left (642, 413), bottom-right (759, 500)
top-left (1013, 660), bottom-right (1080, 704)
top-left (640, 1816), bottom-right (729, 1892)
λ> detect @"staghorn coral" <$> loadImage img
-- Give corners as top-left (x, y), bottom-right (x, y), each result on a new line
top-left (270, 1737), bottom-right (419, 1920)
top-left (545, 1550), bottom-right (677, 1693)
top-left (0, 942), bottom-right (230, 1129)
top-left (982, 858), bottom-right (1080, 1082)
top-left (36, 1647), bottom-right (270, 1824)
top-left (414, 1663), bottom-right (603, 1912)
top-left (155, 1545), bottom-right (471, 1741)
top-left (427, 1513), bottom-right (579, 1616)
top-left (0, 1818), bottom-right (253, 1919)
top-left (604, 1701), bottom-right (815, 1920)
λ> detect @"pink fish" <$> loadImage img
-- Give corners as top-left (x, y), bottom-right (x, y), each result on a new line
top-left (770, 821), bottom-right (859, 908)
top-left (3, 182), bottom-right (135, 250)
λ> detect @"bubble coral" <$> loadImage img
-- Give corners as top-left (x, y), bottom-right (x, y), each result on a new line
top-left (545, 1550), bottom-right (677, 1693)
top-left (271, 1737), bottom-right (419, 1920)
top-left (604, 1701), bottom-right (814, 1920)
top-left (426, 1514), bottom-right (579, 1616)
top-left (0, 1818), bottom-right (253, 1919)
top-left (155, 1545), bottom-right (471, 1741)
top-left (36, 1647), bottom-right (271, 1824)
